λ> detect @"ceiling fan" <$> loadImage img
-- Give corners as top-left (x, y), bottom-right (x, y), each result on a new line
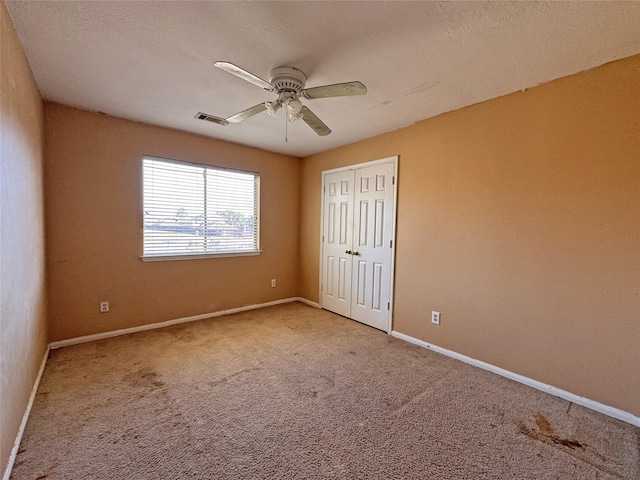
top-left (196, 61), bottom-right (367, 137)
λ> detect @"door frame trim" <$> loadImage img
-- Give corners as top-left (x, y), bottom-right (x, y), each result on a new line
top-left (319, 155), bottom-right (399, 334)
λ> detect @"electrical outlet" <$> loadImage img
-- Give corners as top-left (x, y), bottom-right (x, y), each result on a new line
top-left (271, 279), bottom-right (276, 288)
top-left (431, 311), bottom-right (440, 325)
top-left (100, 301), bottom-right (109, 313)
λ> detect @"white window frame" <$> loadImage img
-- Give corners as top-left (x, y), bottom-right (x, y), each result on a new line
top-left (140, 155), bottom-right (261, 261)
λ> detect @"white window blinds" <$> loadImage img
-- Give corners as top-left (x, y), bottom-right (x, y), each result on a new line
top-left (142, 156), bottom-right (260, 259)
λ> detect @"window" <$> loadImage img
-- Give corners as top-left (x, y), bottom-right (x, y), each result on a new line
top-left (142, 156), bottom-right (260, 260)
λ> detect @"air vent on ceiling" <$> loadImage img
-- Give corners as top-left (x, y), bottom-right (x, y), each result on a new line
top-left (195, 112), bottom-right (228, 126)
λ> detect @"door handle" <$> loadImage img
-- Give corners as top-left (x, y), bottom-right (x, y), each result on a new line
top-left (352, 251), bottom-right (360, 256)
top-left (345, 249), bottom-right (352, 255)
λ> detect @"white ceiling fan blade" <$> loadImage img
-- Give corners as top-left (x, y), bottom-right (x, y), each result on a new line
top-left (302, 81), bottom-right (367, 99)
top-left (226, 103), bottom-right (267, 123)
top-left (301, 106), bottom-right (331, 136)
top-left (195, 112), bottom-right (228, 126)
top-left (214, 61), bottom-right (275, 91)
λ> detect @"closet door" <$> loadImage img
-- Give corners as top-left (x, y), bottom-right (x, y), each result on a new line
top-left (350, 162), bottom-right (395, 331)
top-left (321, 169), bottom-right (354, 318)
top-left (320, 158), bottom-right (397, 332)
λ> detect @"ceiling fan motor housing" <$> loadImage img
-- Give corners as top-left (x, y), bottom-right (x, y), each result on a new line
top-left (269, 66), bottom-right (307, 93)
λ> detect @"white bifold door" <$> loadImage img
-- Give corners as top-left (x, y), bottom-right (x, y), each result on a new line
top-left (321, 158), bottom-right (397, 332)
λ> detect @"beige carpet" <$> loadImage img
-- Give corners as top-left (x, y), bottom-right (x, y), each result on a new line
top-left (11, 302), bottom-right (639, 479)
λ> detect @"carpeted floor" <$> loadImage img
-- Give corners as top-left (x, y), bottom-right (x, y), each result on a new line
top-left (11, 302), bottom-right (640, 479)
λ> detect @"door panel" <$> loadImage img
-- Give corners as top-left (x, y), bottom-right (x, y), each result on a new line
top-left (372, 262), bottom-right (383, 311)
top-left (325, 256), bottom-right (334, 296)
top-left (374, 199), bottom-right (384, 247)
top-left (338, 257), bottom-right (348, 301)
top-left (358, 200), bottom-right (368, 246)
top-left (356, 260), bottom-right (367, 307)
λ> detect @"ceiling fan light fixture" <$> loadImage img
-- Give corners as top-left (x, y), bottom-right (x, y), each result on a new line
top-left (288, 111), bottom-right (303, 122)
top-left (285, 97), bottom-right (303, 115)
top-left (265, 101), bottom-right (280, 117)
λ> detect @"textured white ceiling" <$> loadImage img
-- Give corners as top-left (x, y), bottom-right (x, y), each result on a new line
top-left (6, 1), bottom-right (640, 157)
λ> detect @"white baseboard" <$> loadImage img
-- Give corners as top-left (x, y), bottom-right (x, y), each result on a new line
top-left (391, 331), bottom-right (639, 428)
top-left (3, 345), bottom-right (50, 480)
top-left (296, 297), bottom-right (321, 309)
top-left (50, 297), bottom-right (319, 349)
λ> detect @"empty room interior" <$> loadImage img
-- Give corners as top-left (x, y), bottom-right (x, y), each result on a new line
top-left (1, 1), bottom-right (639, 479)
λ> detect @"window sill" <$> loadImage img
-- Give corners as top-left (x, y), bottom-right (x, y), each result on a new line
top-left (140, 250), bottom-right (261, 262)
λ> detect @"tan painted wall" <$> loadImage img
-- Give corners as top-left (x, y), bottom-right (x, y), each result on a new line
top-left (0, 2), bottom-right (47, 474)
top-left (300, 55), bottom-right (640, 416)
top-left (45, 103), bottom-right (301, 341)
